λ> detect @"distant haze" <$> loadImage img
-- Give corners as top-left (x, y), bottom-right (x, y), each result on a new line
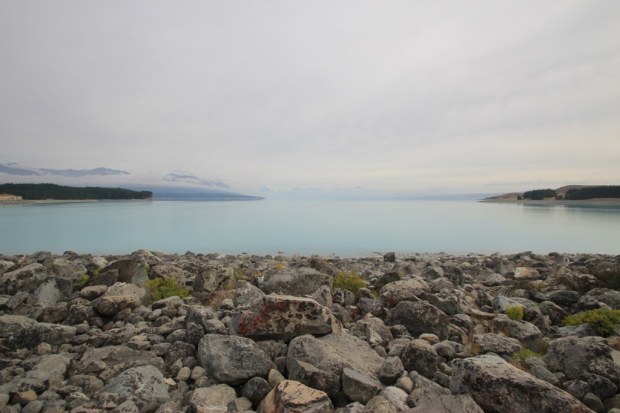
top-left (1, 1), bottom-right (619, 197)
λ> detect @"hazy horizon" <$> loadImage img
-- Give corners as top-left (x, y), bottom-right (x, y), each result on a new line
top-left (1, 1), bottom-right (619, 197)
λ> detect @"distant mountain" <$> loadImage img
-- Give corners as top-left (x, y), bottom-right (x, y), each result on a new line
top-left (126, 185), bottom-right (264, 201)
top-left (0, 163), bottom-right (129, 177)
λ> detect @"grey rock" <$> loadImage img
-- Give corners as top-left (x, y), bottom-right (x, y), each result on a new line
top-left (342, 368), bottom-right (383, 404)
top-left (261, 267), bottom-right (331, 297)
top-left (102, 258), bottom-right (148, 286)
top-left (190, 384), bottom-right (237, 413)
top-left (92, 282), bottom-right (147, 316)
top-left (386, 300), bottom-right (450, 340)
top-left (544, 336), bottom-right (619, 383)
top-left (378, 357), bottom-right (404, 385)
top-left (378, 386), bottom-right (408, 411)
top-left (582, 393), bottom-right (605, 413)
top-left (288, 359), bottom-right (340, 398)
top-left (473, 333), bottom-right (521, 356)
top-left (197, 334), bottom-right (274, 385)
top-left (407, 393), bottom-right (484, 413)
top-left (74, 345), bottom-right (164, 382)
top-left (22, 400), bottom-right (45, 413)
top-left (242, 377), bottom-right (272, 406)
top-left (9, 321), bottom-right (76, 349)
top-left (287, 332), bottom-right (383, 379)
top-left (400, 339), bottom-right (439, 379)
top-left (233, 280), bottom-right (265, 309)
top-left (100, 365), bottom-right (169, 411)
top-left (362, 395), bottom-right (396, 413)
top-left (491, 314), bottom-right (545, 351)
top-left (379, 277), bottom-right (429, 308)
top-left (451, 354), bottom-right (593, 413)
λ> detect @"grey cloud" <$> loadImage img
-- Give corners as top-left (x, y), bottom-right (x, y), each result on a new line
top-left (39, 167), bottom-right (130, 177)
top-left (165, 173), bottom-right (229, 189)
top-left (0, 163), bottom-right (39, 176)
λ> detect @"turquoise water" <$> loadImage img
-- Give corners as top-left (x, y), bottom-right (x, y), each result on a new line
top-left (0, 199), bottom-right (619, 256)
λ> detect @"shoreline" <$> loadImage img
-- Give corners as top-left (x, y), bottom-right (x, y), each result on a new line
top-left (0, 249), bottom-right (618, 411)
top-left (480, 198), bottom-right (620, 206)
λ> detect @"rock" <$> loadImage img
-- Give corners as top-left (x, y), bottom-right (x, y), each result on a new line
top-left (582, 393), bottom-right (605, 413)
top-left (491, 315), bottom-right (545, 351)
top-left (378, 386), bottom-right (408, 411)
top-left (92, 282), bottom-right (147, 316)
top-left (34, 279), bottom-right (64, 305)
top-left (342, 368), bottom-right (383, 404)
top-left (407, 393), bottom-right (484, 413)
top-left (539, 301), bottom-right (569, 325)
top-left (473, 333), bottom-right (521, 356)
top-left (231, 294), bottom-right (335, 341)
top-left (233, 280), bottom-right (265, 309)
top-left (102, 258), bottom-right (148, 286)
top-left (379, 277), bottom-right (429, 308)
top-left (242, 377), bottom-right (272, 406)
top-left (197, 334), bottom-right (275, 385)
top-left (378, 357), bottom-right (404, 385)
top-left (99, 365), bottom-right (169, 411)
top-left (189, 384), bottom-right (237, 413)
top-left (386, 300), bottom-right (450, 340)
top-left (258, 380), bottom-right (334, 413)
top-left (513, 267), bottom-right (540, 280)
top-left (74, 346), bottom-right (164, 381)
top-left (400, 339), bottom-right (439, 379)
top-left (544, 336), bottom-right (619, 383)
top-left (287, 332), bottom-right (383, 379)
top-left (547, 290), bottom-right (580, 307)
top-left (288, 359), bottom-right (340, 398)
top-left (261, 267), bottom-right (331, 297)
top-left (362, 395), bottom-right (396, 413)
top-left (451, 354), bottom-right (593, 413)
top-left (9, 321), bottom-right (76, 349)
top-left (0, 315), bottom-right (37, 338)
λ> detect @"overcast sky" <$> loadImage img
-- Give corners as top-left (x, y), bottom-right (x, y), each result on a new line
top-left (1, 1), bottom-right (619, 196)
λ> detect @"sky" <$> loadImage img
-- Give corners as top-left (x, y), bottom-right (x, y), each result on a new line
top-left (1, 1), bottom-right (619, 197)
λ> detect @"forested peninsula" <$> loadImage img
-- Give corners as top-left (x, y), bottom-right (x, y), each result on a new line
top-left (0, 183), bottom-right (152, 200)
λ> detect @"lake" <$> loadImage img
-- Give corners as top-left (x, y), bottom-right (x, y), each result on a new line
top-left (1, 199), bottom-right (619, 256)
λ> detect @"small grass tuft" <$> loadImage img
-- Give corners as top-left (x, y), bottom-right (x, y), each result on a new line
top-left (145, 277), bottom-right (190, 301)
top-left (77, 273), bottom-right (90, 288)
top-left (563, 308), bottom-right (620, 336)
top-left (333, 271), bottom-right (367, 297)
top-left (512, 348), bottom-right (542, 362)
top-left (505, 305), bottom-right (525, 321)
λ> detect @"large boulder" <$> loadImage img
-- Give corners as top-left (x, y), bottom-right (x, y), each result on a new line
top-left (544, 336), bottom-right (620, 384)
top-left (400, 339), bottom-right (439, 379)
top-left (386, 300), bottom-right (450, 340)
top-left (230, 294), bottom-right (335, 341)
top-left (473, 333), bottom-right (522, 357)
top-left (99, 365), bottom-right (169, 411)
top-left (258, 380), bottom-right (334, 413)
top-left (261, 267), bottom-right (331, 297)
top-left (73, 345), bottom-right (164, 382)
top-left (197, 334), bottom-right (275, 385)
top-left (102, 258), bottom-right (148, 286)
top-left (451, 354), bottom-right (593, 413)
top-left (342, 367), bottom-right (383, 404)
top-left (379, 277), bottom-right (429, 308)
top-left (287, 332), bottom-right (384, 380)
top-left (92, 282), bottom-right (147, 316)
top-left (407, 393), bottom-right (484, 413)
top-left (6, 319), bottom-right (76, 349)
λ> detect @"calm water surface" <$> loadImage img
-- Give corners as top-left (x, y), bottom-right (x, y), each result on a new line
top-left (1, 199), bottom-right (619, 255)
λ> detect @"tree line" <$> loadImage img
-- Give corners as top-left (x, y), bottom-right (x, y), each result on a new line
top-left (0, 183), bottom-right (152, 200)
top-left (565, 186), bottom-right (620, 200)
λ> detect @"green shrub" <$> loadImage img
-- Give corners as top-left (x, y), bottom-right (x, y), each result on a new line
top-left (77, 273), bottom-right (90, 288)
top-left (505, 305), bottom-right (525, 321)
top-left (563, 308), bottom-right (620, 336)
top-left (333, 271), bottom-right (367, 297)
top-left (145, 277), bottom-right (190, 301)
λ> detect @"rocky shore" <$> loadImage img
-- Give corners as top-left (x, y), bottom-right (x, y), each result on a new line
top-left (1, 250), bottom-right (620, 412)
